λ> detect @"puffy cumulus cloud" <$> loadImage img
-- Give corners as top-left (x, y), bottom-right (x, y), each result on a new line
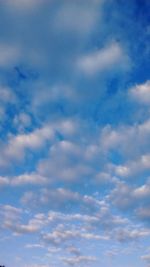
top-left (0, 203), bottom-right (145, 248)
top-left (54, 119), bottom-right (79, 137)
top-left (21, 187), bottom-right (106, 214)
top-left (133, 179), bottom-right (150, 199)
top-left (21, 190), bottom-right (129, 235)
top-left (0, 172), bottom-right (49, 187)
top-left (77, 42), bottom-right (130, 76)
top-left (0, 205), bottom-right (23, 232)
top-left (7, 124), bottom-right (53, 152)
top-left (114, 227), bottom-right (150, 243)
top-left (37, 139), bottom-right (97, 182)
top-left (112, 164), bottom-right (131, 178)
top-left (38, 210), bottom-right (149, 254)
top-left (0, 118), bottom-right (102, 185)
top-left (0, 204), bottom-right (22, 220)
top-left (11, 173), bottom-right (49, 186)
top-left (46, 211), bottom-right (99, 226)
top-left (109, 153), bottom-right (150, 179)
top-left (0, 117), bottom-right (93, 169)
top-left (0, 205), bottom-right (49, 237)
top-left (0, 124), bottom-right (54, 167)
top-left (0, 202), bottom-right (148, 264)
top-left (100, 119), bottom-right (150, 160)
top-left (108, 178), bottom-right (150, 224)
top-left (95, 171), bottom-right (117, 185)
top-left (4, 220), bottom-right (42, 235)
top-left (129, 80), bottom-right (150, 104)
top-left (42, 228), bottom-right (108, 247)
top-left (46, 207), bottom-right (127, 233)
top-left (2, 209), bottom-right (47, 235)
top-left (109, 181), bottom-right (137, 211)
top-left (0, 0), bottom-right (106, 75)
top-left (21, 188), bottom-right (82, 211)
top-left (0, 0), bottom-right (149, 266)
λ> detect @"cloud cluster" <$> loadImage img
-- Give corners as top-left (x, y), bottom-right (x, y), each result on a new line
top-left (0, 1), bottom-right (150, 267)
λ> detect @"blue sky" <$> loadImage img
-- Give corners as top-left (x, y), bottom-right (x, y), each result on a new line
top-left (0, 0), bottom-right (150, 267)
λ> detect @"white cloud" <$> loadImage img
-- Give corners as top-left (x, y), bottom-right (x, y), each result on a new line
top-left (11, 173), bottom-right (49, 186)
top-left (25, 243), bottom-right (44, 249)
top-left (1, 204), bottom-right (22, 215)
top-left (0, 172), bottom-right (50, 187)
top-left (37, 139), bottom-right (94, 182)
top-left (115, 227), bottom-right (150, 243)
top-left (0, 176), bottom-right (9, 186)
top-left (95, 172), bottom-right (116, 184)
top-left (21, 188), bottom-right (82, 211)
top-left (0, 118), bottom-right (87, 168)
top-left (4, 221), bottom-right (41, 234)
top-left (129, 80), bottom-right (150, 104)
top-left (110, 153), bottom-right (150, 178)
top-left (100, 119), bottom-right (150, 160)
top-left (62, 255), bottom-right (97, 266)
top-left (77, 42), bottom-right (130, 75)
top-left (0, 124), bottom-right (54, 166)
top-left (2, 210), bottom-right (47, 235)
top-left (133, 180), bottom-right (150, 199)
top-left (108, 178), bottom-right (150, 223)
top-left (42, 229), bottom-right (107, 246)
top-left (0, 205), bottom-right (22, 225)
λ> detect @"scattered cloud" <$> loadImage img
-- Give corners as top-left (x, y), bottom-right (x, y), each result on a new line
top-left (62, 255), bottom-right (97, 266)
top-left (11, 173), bottom-right (49, 186)
top-left (129, 80), bottom-right (150, 104)
top-left (0, 1), bottom-right (149, 266)
top-left (0, 124), bottom-right (54, 166)
top-left (77, 42), bottom-right (130, 75)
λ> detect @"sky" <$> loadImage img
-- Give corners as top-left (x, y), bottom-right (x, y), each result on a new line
top-left (0, 0), bottom-right (150, 267)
